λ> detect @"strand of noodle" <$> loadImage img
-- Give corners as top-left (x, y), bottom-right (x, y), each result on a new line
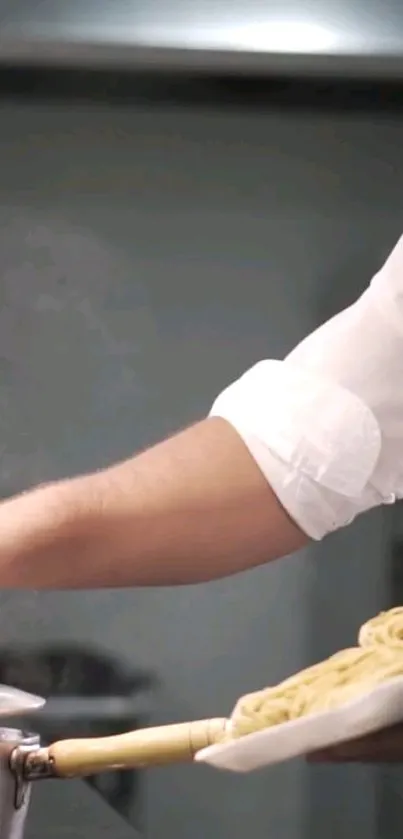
top-left (230, 641), bottom-right (403, 738)
top-left (359, 607), bottom-right (403, 649)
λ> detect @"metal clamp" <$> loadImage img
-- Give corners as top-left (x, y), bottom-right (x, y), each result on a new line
top-left (9, 735), bottom-right (44, 811)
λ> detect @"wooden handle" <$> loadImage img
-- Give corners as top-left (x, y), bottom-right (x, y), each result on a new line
top-left (43, 718), bottom-right (228, 778)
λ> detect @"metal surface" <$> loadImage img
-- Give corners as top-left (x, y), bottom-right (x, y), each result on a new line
top-left (1, 0), bottom-right (403, 78)
top-left (0, 730), bottom-right (39, 839)
top-left (10, 744), bottom-right (52, 788)
top-left (9, 736), bottom-right (41, 811)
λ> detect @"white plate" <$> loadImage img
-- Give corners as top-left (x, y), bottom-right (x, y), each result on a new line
top-left (196, 677), bottom-right (403, 772)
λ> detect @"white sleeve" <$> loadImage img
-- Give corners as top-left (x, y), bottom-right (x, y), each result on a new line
top-left (210, 234), bottom-right (403, 540)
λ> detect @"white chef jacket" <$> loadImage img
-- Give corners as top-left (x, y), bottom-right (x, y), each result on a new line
top-left (210, 234), bottom-right (403, 540)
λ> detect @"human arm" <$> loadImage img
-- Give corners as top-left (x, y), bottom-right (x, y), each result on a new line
top-left (1, 232), bottom-right (403, 588)
top-left (0, 417), bottom-right (307, 588)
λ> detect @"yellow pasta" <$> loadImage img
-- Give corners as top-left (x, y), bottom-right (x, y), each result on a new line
top-left (358, 607), bottom-right (403, 649)
top-left (229, 608), bottom-right (403, 740)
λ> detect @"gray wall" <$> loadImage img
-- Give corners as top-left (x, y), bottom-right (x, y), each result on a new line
top-left (0, 78), bottom-right (401, 839)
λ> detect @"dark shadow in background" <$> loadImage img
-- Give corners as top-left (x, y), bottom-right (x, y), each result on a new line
top-left (3, 64), bottom-right (403, 116)
top-left (0, 644), bottom-right (156, 832)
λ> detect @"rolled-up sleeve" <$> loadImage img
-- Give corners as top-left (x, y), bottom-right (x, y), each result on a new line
top-left (210, 359), bottom-right (381, 539)
top-left (210, 234), bottom-right (403, 539)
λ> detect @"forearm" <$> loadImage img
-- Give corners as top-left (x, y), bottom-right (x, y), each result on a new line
top-left (0, 418), bottom-right (308, 588)
top-left (5, 231), bottom-right (403, 589)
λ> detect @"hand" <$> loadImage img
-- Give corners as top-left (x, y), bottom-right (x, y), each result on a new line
top-left (308, 723), bottom-right (403, 763)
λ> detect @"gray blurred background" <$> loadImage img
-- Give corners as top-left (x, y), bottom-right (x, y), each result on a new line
top-left (0, 61), bottom-right (401, 839)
